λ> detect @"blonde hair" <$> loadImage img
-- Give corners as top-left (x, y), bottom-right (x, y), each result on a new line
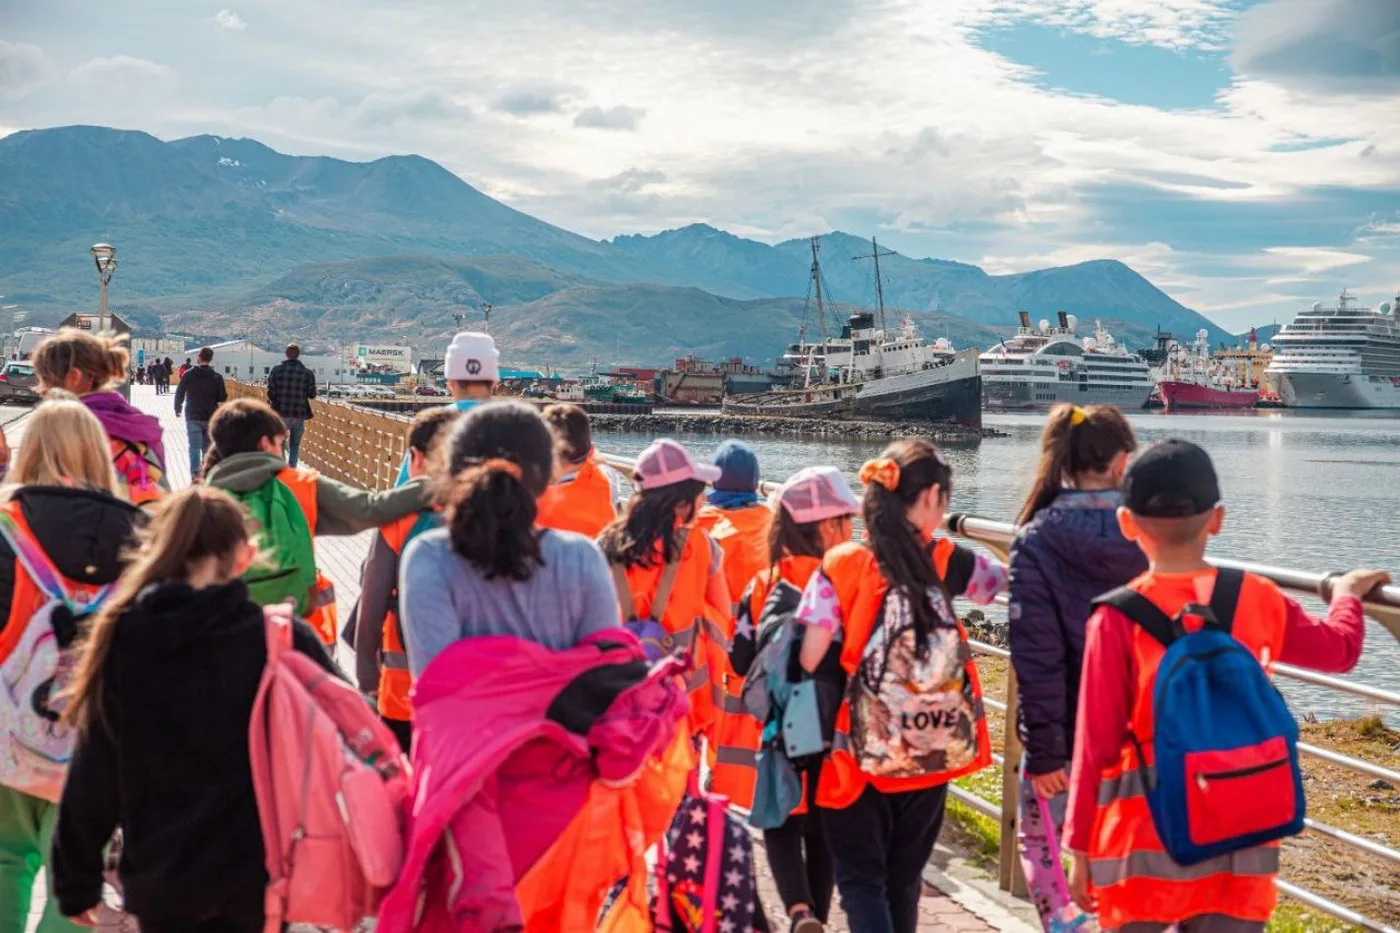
top-left (63, 485), bottom-right (253, 734)
top-left (31, 329), bottom-right (130, 394)
top-left (2, 395), bottom-right (118, 496)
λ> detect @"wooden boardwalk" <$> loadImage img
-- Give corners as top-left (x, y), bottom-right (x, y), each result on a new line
top-left (17, 386), bottom-right (1031, 933)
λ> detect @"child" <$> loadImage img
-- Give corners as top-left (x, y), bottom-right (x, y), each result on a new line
top-left (398, 401), bottom-right (622, 670)
top-left (202, 398), bottom-right (432, 644)
top-left (733, 467), bottom-right (860, 933)
top-left (1065, 439), bottom-right (1388, 932)
top-left (797, 440), bottom-right (1006, 933)
top-left (350, 406), bottom-right (459, 750)
top-left (1009, 404), bottom-right (1144, 932)
top-left (32, 329), bottom-right (168, 506)
top-left (51, 486), bottom-right (337, 933)
top-left (0, 397), bottom-right (142, 933)
top-left (598, 438), bottom-right (732, 741)
top-left (536, 403), bottom-right (617, 538)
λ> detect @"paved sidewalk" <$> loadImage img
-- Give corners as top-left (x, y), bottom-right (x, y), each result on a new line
top-left (20, 386), bottom-right (1030, 933)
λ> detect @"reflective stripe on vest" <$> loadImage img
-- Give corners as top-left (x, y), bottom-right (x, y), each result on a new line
top-left (1090, 846), bottom-right (1280, 888)
top-left (377, 513), bottom-right (421, 722)
top-left (382, 651), bottom-right (410, 671)
top-left (714, 745), bottom-right (757, 770)
top-left (276, 467), bottom-right (338, 644)
top-left (1088, 570), bottom-right (1289, 928)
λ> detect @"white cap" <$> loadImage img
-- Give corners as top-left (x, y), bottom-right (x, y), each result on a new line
top-left (444, 332), bottom-right (500, 382)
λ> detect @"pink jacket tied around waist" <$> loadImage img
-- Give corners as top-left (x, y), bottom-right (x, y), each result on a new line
top-left (377, 629), bottom-right (690, 933)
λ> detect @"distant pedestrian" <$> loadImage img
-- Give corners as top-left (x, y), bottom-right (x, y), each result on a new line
top-left (1008, 404), bottom-right (1143, 933)
top-left (178, 358), bottom-right (191, 381)
top-left (173, 347), bottom-right (227, 480)
top-left (265, 344), bottom-right (317, 468)
top-left (52, 485), bottom-right (337, 933)
top-left (0, 396), bottom-right (141, 933)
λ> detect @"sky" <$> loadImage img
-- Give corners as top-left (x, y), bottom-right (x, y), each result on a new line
top-left (1, 0), bottom-right (1398, 330)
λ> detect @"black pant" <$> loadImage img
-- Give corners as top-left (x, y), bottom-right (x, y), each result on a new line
top-left (138, 901), bottom-right (265, 932)
top-left (384, 715), bottom-right (412, 753)
top-left (822, 783), bottom-right (948, 933)
top-left (763, 769), bottom-right (833, 922)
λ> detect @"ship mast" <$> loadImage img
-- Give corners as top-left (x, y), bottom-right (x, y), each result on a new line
top-left (854, 236), bottom-right (896, 336)
top-left (808, 236), bottom-right (827, 387)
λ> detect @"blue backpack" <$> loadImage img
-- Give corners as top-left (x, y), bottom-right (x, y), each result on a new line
top-left (1094, 568), bottom-right (1305, 866)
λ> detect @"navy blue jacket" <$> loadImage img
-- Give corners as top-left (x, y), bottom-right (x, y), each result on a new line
top-left (1008, 490), bottom-right (1147, 776)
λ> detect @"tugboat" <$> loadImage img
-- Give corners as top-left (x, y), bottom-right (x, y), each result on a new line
top-left (723, 237), bottom-right (982, 426)
top-left (1157, 329), bottom-right (1263, 412)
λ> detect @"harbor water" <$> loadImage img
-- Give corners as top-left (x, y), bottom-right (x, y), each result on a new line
top-left (601, 408), bottom-right (1400, 720)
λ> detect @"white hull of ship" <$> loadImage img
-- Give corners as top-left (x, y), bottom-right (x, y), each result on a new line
top-left (1273, 372), bottom-right (1400, 409)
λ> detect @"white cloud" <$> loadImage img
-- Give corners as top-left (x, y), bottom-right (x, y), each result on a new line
top-left (573, 105), bottom-right (645, 131)
top-left (1232, 0), bottom-right (1400, 94)
top-left (979, 0), bottom-right (1235, 50)
top-left (68, 56), bottom-right (178, 90)
top-left (1260, 246), bottom-right (1373, 276)
top-left (212, 9), bottom-right (248, 31)
top-left (0, 40), bottom-right (57, 100)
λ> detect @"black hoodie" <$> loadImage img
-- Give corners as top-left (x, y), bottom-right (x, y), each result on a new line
top-left (0, 487), bottom-right (142, 613)
top-left (51, 579), bottom-right (336, 921)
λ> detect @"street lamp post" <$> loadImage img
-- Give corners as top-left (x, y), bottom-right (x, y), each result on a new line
top-left (90, 243), bottom-right (117, 335)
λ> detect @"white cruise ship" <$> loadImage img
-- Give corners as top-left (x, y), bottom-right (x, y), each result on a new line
top-left (981, 311), bottom-right (1155, 410)
top-left (1267, 290), bottom-right (1400, 409)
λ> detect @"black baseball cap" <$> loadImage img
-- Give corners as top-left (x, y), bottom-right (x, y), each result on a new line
top-left (1122, 438), bottom-right (1221, 518)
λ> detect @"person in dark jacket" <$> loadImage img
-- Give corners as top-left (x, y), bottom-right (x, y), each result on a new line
top-left (52, 485), bottom-right (337, 933)
top-left (0, 396), bottom-right (143, 933)
top-left (173, 346), bottom-right (227, 480)
top-left (265, 344), bottom-right (317, 468)
top-left (1007, 403), bottom-right (1143, 933)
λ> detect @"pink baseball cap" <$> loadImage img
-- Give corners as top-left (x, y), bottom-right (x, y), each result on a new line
top-left (635, 439), bottom-right (723, 490)
top-left (776, 466), bottom-right (860, 524)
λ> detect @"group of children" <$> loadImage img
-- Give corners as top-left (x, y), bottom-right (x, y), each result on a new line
top-left (0, 326), bottom-right (1387, 933)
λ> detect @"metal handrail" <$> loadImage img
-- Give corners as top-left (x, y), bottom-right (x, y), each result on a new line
top-left (597, 451), bottom-right (1400, 929)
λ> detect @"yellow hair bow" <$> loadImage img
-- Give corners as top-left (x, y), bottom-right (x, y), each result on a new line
top-left (859, 458), bottom-right (901, 492)
top-left (1070, 406), bottom-right (1088, 426)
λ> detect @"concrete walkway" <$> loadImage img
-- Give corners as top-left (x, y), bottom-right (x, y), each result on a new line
top-left (20, 386), bottom-right (1032, 933)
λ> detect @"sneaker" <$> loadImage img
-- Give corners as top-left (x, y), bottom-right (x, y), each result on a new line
top-left (789, 909), bottom-right (824, 933)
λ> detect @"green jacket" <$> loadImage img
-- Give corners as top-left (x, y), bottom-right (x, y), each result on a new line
top-left (203, 452), bottom-right (432, 537)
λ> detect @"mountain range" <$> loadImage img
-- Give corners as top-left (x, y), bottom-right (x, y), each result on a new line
top-left (0, 125), bottom-right (1236, 366)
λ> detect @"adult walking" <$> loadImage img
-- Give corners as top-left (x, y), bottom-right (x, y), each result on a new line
top-left (173, 347), bottom-right (227, 480)
top-left (266, 343), bottom-right (317, 468)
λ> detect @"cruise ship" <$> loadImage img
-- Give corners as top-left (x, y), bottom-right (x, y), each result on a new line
top-left (1267, 290), bottom-right (1400, 409)
top-left (981, 312), bottom-right (1155, 410)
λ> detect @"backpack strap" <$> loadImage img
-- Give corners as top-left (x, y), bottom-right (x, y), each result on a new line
top-left (263, 604), bottom-right (295, 660)
top-left (0, 508), bottom-right (110, 613)
top-left (1208, 567), bottom-right (1245, 635)
top-left (610, 564), bottom-right (638, 621)
top-left (651, 528), bottom-right (690, 623)
top-left (699, 794), bottom-right (726, 933)
top-left (1093, 586), bottom-right (1177, 649)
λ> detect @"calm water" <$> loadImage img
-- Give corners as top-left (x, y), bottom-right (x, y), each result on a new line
top-left (601, 409), bottom-right (1400, 719)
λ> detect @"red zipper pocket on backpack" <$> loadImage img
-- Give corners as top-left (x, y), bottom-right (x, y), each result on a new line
top-left (1185, 736), bottom-right (1295, 846)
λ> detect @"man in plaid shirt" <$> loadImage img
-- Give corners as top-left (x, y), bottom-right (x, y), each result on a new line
top-left (266, 343), bottom-right (317, 466)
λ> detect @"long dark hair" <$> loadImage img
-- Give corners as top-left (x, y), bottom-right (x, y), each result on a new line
top-left (64, 486), bottom-right (252, 735)
top-left (204, 398), bottom-right (286, 473)
top-left (445, 402), bottom-right (552, 580)
top-left (599, 479), bottom-right (705, 569)
top-left (864, 438), bottom-right (954, 656)
top-left (768, 508), bottom-right (826, 564)
top-left (1016, 404), bottom-right (1136, 525)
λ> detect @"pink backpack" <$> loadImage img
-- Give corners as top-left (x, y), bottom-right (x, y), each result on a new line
top-left (249, 605), bottom-right (411, 933)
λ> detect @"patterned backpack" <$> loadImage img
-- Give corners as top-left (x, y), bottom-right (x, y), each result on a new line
top-left (0, 506), bottom-right (111, 801)
top-left (109, 439), bottom-right (165, 508)
top-left (849, 585), bottom-right (986, 779)
top-left (653, 779), bottom-right (765, 933)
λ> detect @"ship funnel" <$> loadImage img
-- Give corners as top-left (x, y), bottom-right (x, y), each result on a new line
top-left (1018, 310), bottom-right (1031, 329)
top-left (1065, 314), bottom-right (1079, 333)
top-left (1057, 311), bottom-right (1069, 329)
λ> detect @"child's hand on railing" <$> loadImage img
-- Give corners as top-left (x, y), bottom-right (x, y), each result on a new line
top-left (1332, 569), bottom-right (1392, 601)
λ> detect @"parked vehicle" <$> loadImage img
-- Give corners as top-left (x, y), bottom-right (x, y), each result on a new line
top-left (0, 361), bottom-right (41, 404)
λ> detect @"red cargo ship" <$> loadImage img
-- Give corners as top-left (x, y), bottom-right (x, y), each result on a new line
top-left (1159, 380), bottom-right (1260, 411)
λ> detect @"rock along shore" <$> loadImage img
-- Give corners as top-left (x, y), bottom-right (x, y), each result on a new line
top-left (589, 411), bottom-right (1003, 442)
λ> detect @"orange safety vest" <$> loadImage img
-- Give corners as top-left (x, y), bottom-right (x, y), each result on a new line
top-left (617, 528), bottom-right (727, 741)
top-left (1089, 570), bottom-right (1287, 929)
top-left (815, 539), bottom-right (992, 810)
top-left (537, 454), bottom-right (616, 539)
top-left (705, 505), bottom-right (773, 615)
top-left (711, 556), bottom-right (823, 812)
top-left (276, 467), bottom-right (339, 645)
top-left (375, 513), bottom-right (420, 723)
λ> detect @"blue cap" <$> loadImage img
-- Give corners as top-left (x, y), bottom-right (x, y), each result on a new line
top-left (712, 439), bottom-right (760, 492)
